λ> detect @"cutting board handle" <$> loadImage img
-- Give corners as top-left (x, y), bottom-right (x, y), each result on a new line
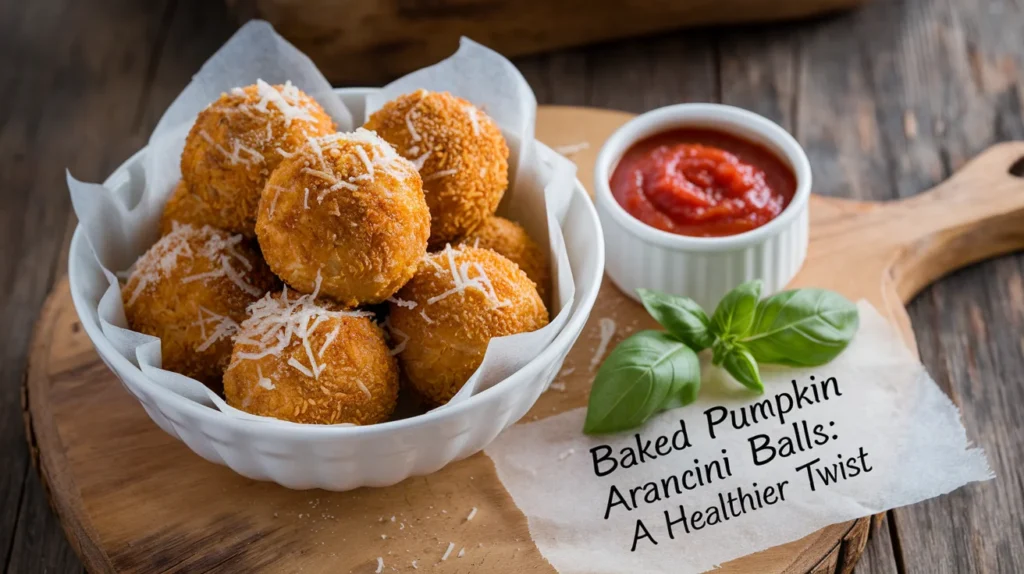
top-left (882, 141), bottom-right (1024, 300)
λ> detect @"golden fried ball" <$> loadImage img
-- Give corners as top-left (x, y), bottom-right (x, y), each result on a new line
top-left (122, 224), bottom-right (278, 389)
top-left (457, 216), bottom-right (549, 302)
top-left (255, 129), bottom-right (429, 307)
top-left (388, 245), bottom-right (549, 406)
top-left (180, 81), bottom-right (335, 237)
top-left (364, 90), bottom-right (509, 248)
top-left (223, 289), bottom-right (399, 424)
top-left (159, 181), bottom-right (232, 236)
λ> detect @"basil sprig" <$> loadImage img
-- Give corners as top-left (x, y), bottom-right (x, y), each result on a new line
top-left (583, 280), bottom-right (859, 435)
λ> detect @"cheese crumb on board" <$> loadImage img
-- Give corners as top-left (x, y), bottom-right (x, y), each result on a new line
top-left (590, 317), bottom-right (617, 372)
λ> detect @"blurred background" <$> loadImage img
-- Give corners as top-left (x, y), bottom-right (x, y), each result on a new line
top-left (2, 0), bottom-right (1023, 572)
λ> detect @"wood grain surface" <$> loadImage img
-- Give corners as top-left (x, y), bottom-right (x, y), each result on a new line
top-left (3, 0), bottom-right (1024, 572)
top-left (222, 0), bottom-right (866, 84)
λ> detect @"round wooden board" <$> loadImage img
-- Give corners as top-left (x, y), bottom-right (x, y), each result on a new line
top-left (26, 106), bottom-right (1024, 573)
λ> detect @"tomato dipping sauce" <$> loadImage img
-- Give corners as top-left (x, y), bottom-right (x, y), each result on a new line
top-left (609, 129), bottom-right (797, 237)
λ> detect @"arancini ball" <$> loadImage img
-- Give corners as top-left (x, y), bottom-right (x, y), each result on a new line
top-left (122, 223), bottom-right (278, 389)
top-left (180, 80), bottom-right (335, 237)
top-left (387, 245), bottom-right (548, 406)
top-left (160, 180), bottom-right (231, 236)
top-left (255, 128), bottom-right (429, 307)
top-left (223, 284), bottom-right (399, 425)
top-left (457, 216), bottom-right (549, 301)
top-left (364, 90), bottom-right (509, 247)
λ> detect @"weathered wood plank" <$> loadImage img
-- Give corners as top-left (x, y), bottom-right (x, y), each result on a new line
top-left (852, 514), bottom-right (899, 574)
top-left (0, 0), bottom-right (198, 571)
top-left (226, 0), bottom-right (866, 85)
top-left (794, 0), bottom-right (1024, 572)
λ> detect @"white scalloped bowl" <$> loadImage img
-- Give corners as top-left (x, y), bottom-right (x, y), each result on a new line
top-left (594, 103), bottom-right (811, 310)
top-left (68, 88), bottom-right (605, 491)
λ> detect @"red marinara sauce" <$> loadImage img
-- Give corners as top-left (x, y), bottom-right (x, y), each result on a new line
top-left (610, 129), bottom-right (797, 237)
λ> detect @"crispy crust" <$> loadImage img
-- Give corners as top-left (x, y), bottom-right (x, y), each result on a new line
top-left (364, 90), bottom-right (509, 248)
top-left (223, 294), bottom-right (399, 425)
top-left (458, 216), bottom-right (549, 302)
top-left (255, 130), bottom-right (430, 307)
top-left (388, 246), bottom-right (548, 406)
top-left (159, 181), bottom-right (234, 236)
top-left (180, 82), bottom-right (335, 237)
top-left (122, 224), bottom-right (278, 391)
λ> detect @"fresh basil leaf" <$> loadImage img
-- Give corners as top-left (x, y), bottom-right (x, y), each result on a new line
top-left (721, 346), bottom-right (764, 393)
top-left (637, 289), bottom-right (715, 350)
top-left (710, 280), bottom-right (762, 338)
top-left (711, 338), bottom-right (731, 366)
top-left (740, 289), bottom-right (859, 366)
top-left (583, 330), bottom-right (700, 435)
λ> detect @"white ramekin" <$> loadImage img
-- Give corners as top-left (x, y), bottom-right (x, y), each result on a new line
top-left (594, 103), bottom-right (810, 310)
top-left (67, 88), bottom-right (605, 491)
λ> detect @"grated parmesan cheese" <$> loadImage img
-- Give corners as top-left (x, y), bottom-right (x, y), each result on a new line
top-left (466, 105), bottom-right (480, 136)
top-left (409, 150), bottom-right (431, 171)
top-left (124, 223), bottom-right (196, 305)
top-left (466, 507), bottom-right (477, 521)
top-left (198, 130), bottom-right (263, 166)
top-left (256, 365), bottom-right (275, 390)
top-left (423, 169), bottom-right (458, 182)
top-left (231, 273), bottom-right (373, 378)
top-left (253, 79), bottom-right (317, 127)
top-left (419, 309), bottom-right (434, 324)
top-left (375, 556), bottom-right (383, 573)
top-left (193, 306), bottom-right (239, 352)
top-left (553, 141), bottom-right (590, 157)
top-left (386, 296), bottom-right (417, 309)
top-left (179, 231), bottom-right (262, 296)
top-left (356, 381), bottom-right (372, 400)
top-left (388, 325), bottom-right (409, 356)
top-left (405, 109), bottom-right (422, 141)
top-left (297, 129), bottom-right (414, 204)
top-left (441, 542), bottom-right (455, 561)
top-left (425, 245), bottom-right (511, 310)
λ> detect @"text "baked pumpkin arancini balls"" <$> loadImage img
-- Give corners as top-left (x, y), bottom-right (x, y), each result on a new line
top-left (365, 90), bottom-right (509, 248)
top-left (122, 223), bottom-right (278, 389)
top-left (388, 245), bottom-right (549, 406)
top-left (255, 128), bottom-right (430, 307)
top-left (180, 80), bottom-right (336, 237)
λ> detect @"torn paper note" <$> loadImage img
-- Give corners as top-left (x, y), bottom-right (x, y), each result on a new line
top-left (485, 302), bottom-right (991, 574)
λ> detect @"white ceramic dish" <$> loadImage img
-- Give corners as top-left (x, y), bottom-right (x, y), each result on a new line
top-left (68, 87), bottom-right (605, 491)
top-left (594, 103), bottom-right (810, 310)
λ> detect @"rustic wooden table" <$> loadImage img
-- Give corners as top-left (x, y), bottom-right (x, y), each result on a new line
top-left (2, 0), bottom-right (1022, 572)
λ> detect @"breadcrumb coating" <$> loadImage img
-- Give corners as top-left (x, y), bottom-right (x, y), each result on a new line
top-left (223, 288), bottom-right (399, 424)
top-left (180, 81), bottom-right (335, 237)
top-left (364, 90), bottom-right (508, 247)
top-left (457, 216), bottom-right (549, 302)
top-left (388, 245), bottom-right (548, 406)
top-left (122, 223), bottom-right (278, 390)
top-left (160, 180), bottom-right (234, 236)
top-left (255, 129), bottom-right (430, 307)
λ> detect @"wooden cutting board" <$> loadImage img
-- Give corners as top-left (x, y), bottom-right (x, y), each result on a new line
top-left (23, 107), bottom-right (1024, 573)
